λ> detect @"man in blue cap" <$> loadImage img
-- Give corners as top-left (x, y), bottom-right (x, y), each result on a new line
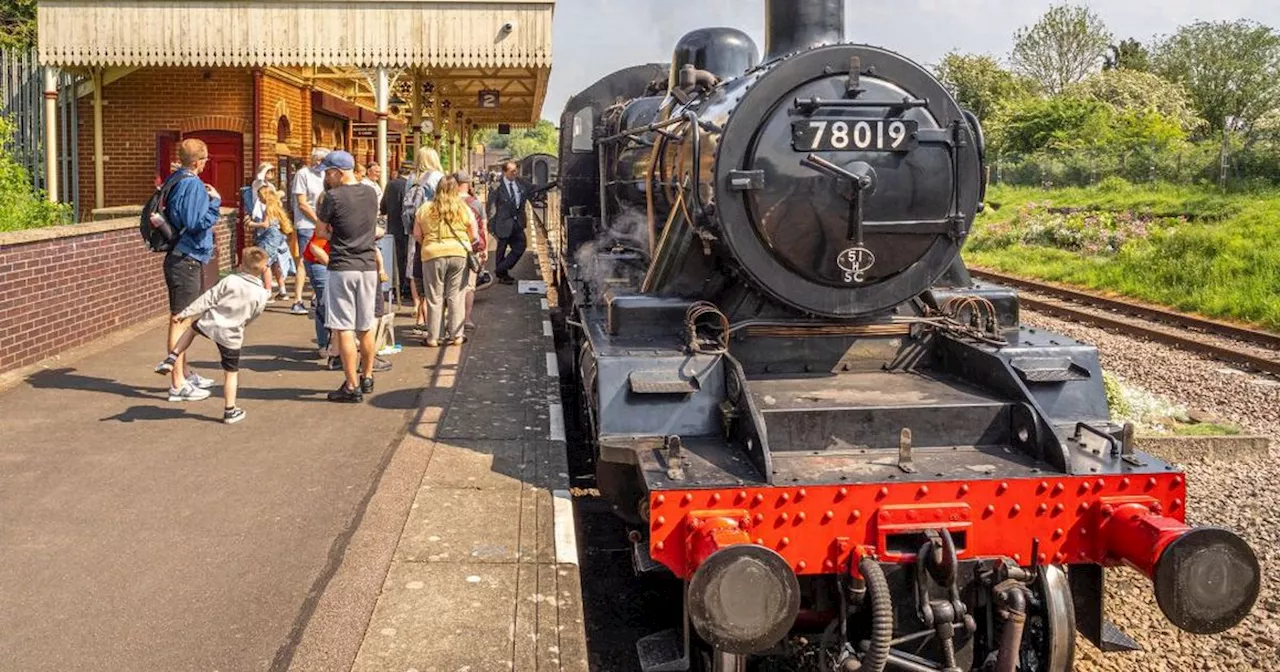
top-left (315, 150), bottom-right (381, 402)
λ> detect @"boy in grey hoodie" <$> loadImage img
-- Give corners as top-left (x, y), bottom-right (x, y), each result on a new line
top-left (156, 248), bottom-right (272, 423)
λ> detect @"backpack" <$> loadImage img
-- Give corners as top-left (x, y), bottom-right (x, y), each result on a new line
top-left (401, 171), bottom-right (440, 232)
top-left (140, 173), bottom-right (196, 252)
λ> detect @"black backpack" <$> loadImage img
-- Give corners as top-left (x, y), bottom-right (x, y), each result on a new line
top-left (140, 173), bottom-right (196, 253)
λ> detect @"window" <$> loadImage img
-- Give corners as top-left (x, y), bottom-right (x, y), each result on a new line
top-left (571, 107), bottom-right (594, 153)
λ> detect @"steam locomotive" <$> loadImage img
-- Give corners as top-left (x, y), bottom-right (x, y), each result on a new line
top-left (550, 1), bottom-right (1260, 670)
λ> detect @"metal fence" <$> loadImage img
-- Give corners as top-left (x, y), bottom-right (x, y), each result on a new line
top-left (990, 145), bottom-right (1280, 191)
top-left (0, 48), bottom-right (81, 215)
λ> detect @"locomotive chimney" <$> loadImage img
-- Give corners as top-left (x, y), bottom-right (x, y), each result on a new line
top-left (764, 0), bottom-right (845, 61)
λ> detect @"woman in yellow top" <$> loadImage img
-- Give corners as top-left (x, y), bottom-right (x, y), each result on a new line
top-left (413, 175), bottom-right (479, 346)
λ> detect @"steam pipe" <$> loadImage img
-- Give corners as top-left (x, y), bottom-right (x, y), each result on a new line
top-left (764, 0), bottom-right (845, 61)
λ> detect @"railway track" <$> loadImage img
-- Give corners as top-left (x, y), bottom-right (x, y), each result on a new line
top-left (969, 268), bottom-right (1280, 377)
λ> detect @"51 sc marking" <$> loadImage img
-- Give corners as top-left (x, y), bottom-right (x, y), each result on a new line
top-left (791, 119), bottom-right (917, 152)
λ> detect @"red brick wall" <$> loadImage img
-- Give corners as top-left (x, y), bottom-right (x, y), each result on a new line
top-left (0, 216), bottom-right (236, 375)
top-left (260, 72), bottom-right (312, 162)
top-left (77, 68), bottom-right (254, 221)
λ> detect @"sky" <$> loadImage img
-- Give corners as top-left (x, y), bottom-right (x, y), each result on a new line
top-left (540, 0), bottom-right (1280, 121)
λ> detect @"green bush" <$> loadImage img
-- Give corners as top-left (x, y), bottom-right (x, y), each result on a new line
top-left (0, 118), bottom-right (68, 232)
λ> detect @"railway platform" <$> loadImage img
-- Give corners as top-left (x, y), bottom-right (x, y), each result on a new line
top-left (0, 252), bottom-right (587, 671)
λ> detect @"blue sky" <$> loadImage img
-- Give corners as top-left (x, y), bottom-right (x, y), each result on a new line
top-left (541, 0), bottom-right (1280, 120)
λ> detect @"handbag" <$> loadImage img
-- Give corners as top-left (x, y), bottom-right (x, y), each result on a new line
top-left (445, 211), bottom-right (483, 274)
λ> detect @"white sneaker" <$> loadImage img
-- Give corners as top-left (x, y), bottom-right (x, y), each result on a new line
top-left (188, 372), bottom-right (215, 390)
top-left (168, 383), bottom-right (211, 402)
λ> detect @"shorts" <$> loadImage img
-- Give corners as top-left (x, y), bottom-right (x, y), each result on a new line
top-left (192, 323), bottom-right (242, 372)
top-left (375, 284), bottom-right (387, 318)
top-left (412, 253), bottom-right (425, 286)
top-left (164, 252), bottom-right (205, 315)
top-left (325, 270), bottom-right (378, 332)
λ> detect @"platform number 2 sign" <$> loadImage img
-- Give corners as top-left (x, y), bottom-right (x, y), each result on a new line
top-left (479, 90), bottom-right (500, 109)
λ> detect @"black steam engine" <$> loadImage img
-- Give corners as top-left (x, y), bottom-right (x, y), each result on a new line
top-left (551, 2), bottom-right (1260, 670)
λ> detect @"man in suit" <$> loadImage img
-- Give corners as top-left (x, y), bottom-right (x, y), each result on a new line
top-left (487, 160), bottom-right (533, 285)
top-left (380, 162), bottom-right (413, 298)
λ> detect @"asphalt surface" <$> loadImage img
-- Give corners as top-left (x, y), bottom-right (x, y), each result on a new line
top-left (0, 300), bottom-right (429, 672)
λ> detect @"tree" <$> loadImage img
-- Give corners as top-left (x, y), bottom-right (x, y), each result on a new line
top-left (0, 0), bottom-right (37, 50)
top-left (482, 119), bottom-right (558, 159)
top-left (989, 93), bottom-right (1186, 156)
top-left (1104, 38), bottom-right (1151, 72)
top-left (934, 53), bottom-right (1030, 123)
top-left (1010, 4), bottom-right (1113, 94)
top-left (1152, 20), bottom-right (1280, 134)
top-left (1071, 69), bottom-right (1204, 133)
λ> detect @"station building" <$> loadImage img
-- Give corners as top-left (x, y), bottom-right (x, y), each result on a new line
top-left (35, 0), bottom-right (555, 220)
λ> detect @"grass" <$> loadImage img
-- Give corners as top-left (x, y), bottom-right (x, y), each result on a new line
top-left (965, 180), bottom-right (1280, 331)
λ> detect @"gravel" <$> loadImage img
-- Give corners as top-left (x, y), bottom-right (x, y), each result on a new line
top-left (1021, 311), bottom-right (1280, 672)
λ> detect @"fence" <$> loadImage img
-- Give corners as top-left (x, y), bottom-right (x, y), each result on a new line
top-left (0, 48), bottom-right (81, 215)
top-left (990, 144), bottom-right (1280, 191)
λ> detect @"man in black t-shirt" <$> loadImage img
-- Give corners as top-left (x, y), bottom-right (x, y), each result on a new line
top-left (316, 150), bottom-right (381, 403)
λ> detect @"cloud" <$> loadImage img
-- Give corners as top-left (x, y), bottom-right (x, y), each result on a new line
top-left (543, 0), bottom-right (1280, 120)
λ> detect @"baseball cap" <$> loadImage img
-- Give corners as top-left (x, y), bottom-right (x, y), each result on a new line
top-left (454, 171), bottom-right (472, 183)
top-left (319, 150), bottom-right (355, 172)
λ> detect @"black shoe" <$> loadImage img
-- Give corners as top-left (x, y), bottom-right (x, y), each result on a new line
top-left (360, 376), bottom-right (375, 394)
top-left (327, 383), bottom-right (364, 403)
top-left (327, 356), bottom-right (343, 371)
top-left (372, 356), bottom-right (393, 373)
top-left (498, 275), bottom-right (515, 285)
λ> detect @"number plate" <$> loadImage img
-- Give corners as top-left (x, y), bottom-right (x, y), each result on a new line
top-left (792, 119), bottom-right (918, 152)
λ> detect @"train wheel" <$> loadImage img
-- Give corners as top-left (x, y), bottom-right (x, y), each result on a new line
top-left (1021, 565), bottom-right (1076, 672)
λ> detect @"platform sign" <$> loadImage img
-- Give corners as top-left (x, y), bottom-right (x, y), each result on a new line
top-left (479, 90), bottom-right (500, 109)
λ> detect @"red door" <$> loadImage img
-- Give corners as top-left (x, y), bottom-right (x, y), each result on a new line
top-left (185, 130), bottom-right (244, 208)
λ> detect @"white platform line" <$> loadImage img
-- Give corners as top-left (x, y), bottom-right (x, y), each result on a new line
top-left (540, 298), bottom-right (549, 311)
top-left (548, 402), bottom-right (566, 442)
top-left (552, 489), bottom-right (580, 566)
top-left (543, 320), bottom-right (552, 337)
top-left (546, 352), bottom-right (559, 378)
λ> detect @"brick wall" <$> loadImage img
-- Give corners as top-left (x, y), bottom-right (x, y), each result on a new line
top-left (77, 68), bottom-right (254, 220)
top-left (260, 72), bottom-right (312, 161)
top-left (0, 215), bottom-right (236, 375)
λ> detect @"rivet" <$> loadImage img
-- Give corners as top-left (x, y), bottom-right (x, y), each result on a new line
top-left (1052, 482), bottom-right (1064, 495)
top-left (838, 487), bottom-right (849, 498)
top-left (1172, 476), bottom-right (1184, 487)
top-left (656, 541), bottom-right (665, 551)
top-left (781, 492), bottom-right (791, 502)
top-left (851, 509), bottom-right (862, 521)
top-left (1077, 502), bottom-right (1089, 514)
top-left (918, 485), bottom-right (930, 496)
top-left (984, 505), bottom-right (995, 517)
top-left (1052, 503), bottom-right (1064, 515)
top-left (1120, 477), bottom-right (1130, 489)
top-left (1146, 477), bottom-right (1157, 489)
top-left (656, 516), bottom-right (666, 525)
top-left (1011, 504), bottom-right (1021, 515)
top-left (1037, 503), bottom-right (1048, 515)
top-left (877, 487), bottom-right (889, 498)
top-left (1013, 553), bottom-right (1022, 563)
top-left (797, 488), bottom-right (807, 499)
top-left (753, 494), bottom-right (764, 505)
top-left (754, 513), bottom-right (764, 524)
top-left (822, 510), bottom-right (834, 522)
top-left (737, 490), bottom-right (748, 502)
top-left (740, 517), bottom-right (751, 528)
top-left (958, 484), bottom-right (970, 495)
top-left (655, 495), bottom-right (666, 505)
top-left (1038, 553), bottom-right (1047, 564)
top-left (797, 561), bottom-right (807, 570)
top-left (824, 559), bottom-right (835, 569)
top-left (681, 493), bottom-right (693, 505)
top-left (755, 538), bottom-right (764, 545)
top-left (779, 512), bottom-right (790, 522)
top-left (1078, 482), bottom-right (1090, 495)
top-left (779, 536), bottom-right (790, 547)
top-left (1100, 505), bottom-right (1113, 518)
top-left (1038, 480), bottom-right (1049, 493)
top-left (1054, 552), bottom-right (1066, 563)
top-left (710, 493), bottom-right (721, 504)
top-left (1052, 528), bottom-right (1064, 539)
top-left (1080, 528), bottom-right (1089, 537)
top-left (796, 512), bottom-right (807, 522)
top-left (1095, 479), bottom-right (1106, 490)
top-left (1172, 498), bottom-right (1183, 510)
top-left (997, 481), bottom-right (1009, 494)
top-left (1078, 551), bottom-right (1089, 559)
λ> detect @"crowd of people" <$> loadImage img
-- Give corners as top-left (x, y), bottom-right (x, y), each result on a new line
top-left (154, 137), bottom-right (538, 421)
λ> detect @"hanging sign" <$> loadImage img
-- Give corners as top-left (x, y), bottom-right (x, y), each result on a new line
top-left (478, 90), bottom-right (500, 109)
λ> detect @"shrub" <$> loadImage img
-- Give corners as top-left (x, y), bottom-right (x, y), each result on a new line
top-left (0, 118), bottom-right (68, 232)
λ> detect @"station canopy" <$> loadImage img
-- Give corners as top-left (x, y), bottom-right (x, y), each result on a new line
top-left (37, 0), bottom-right (555, 125)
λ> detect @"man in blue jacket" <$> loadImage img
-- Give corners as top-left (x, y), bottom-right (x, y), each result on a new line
top-left (159, 138), bottom-right (223, 402)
